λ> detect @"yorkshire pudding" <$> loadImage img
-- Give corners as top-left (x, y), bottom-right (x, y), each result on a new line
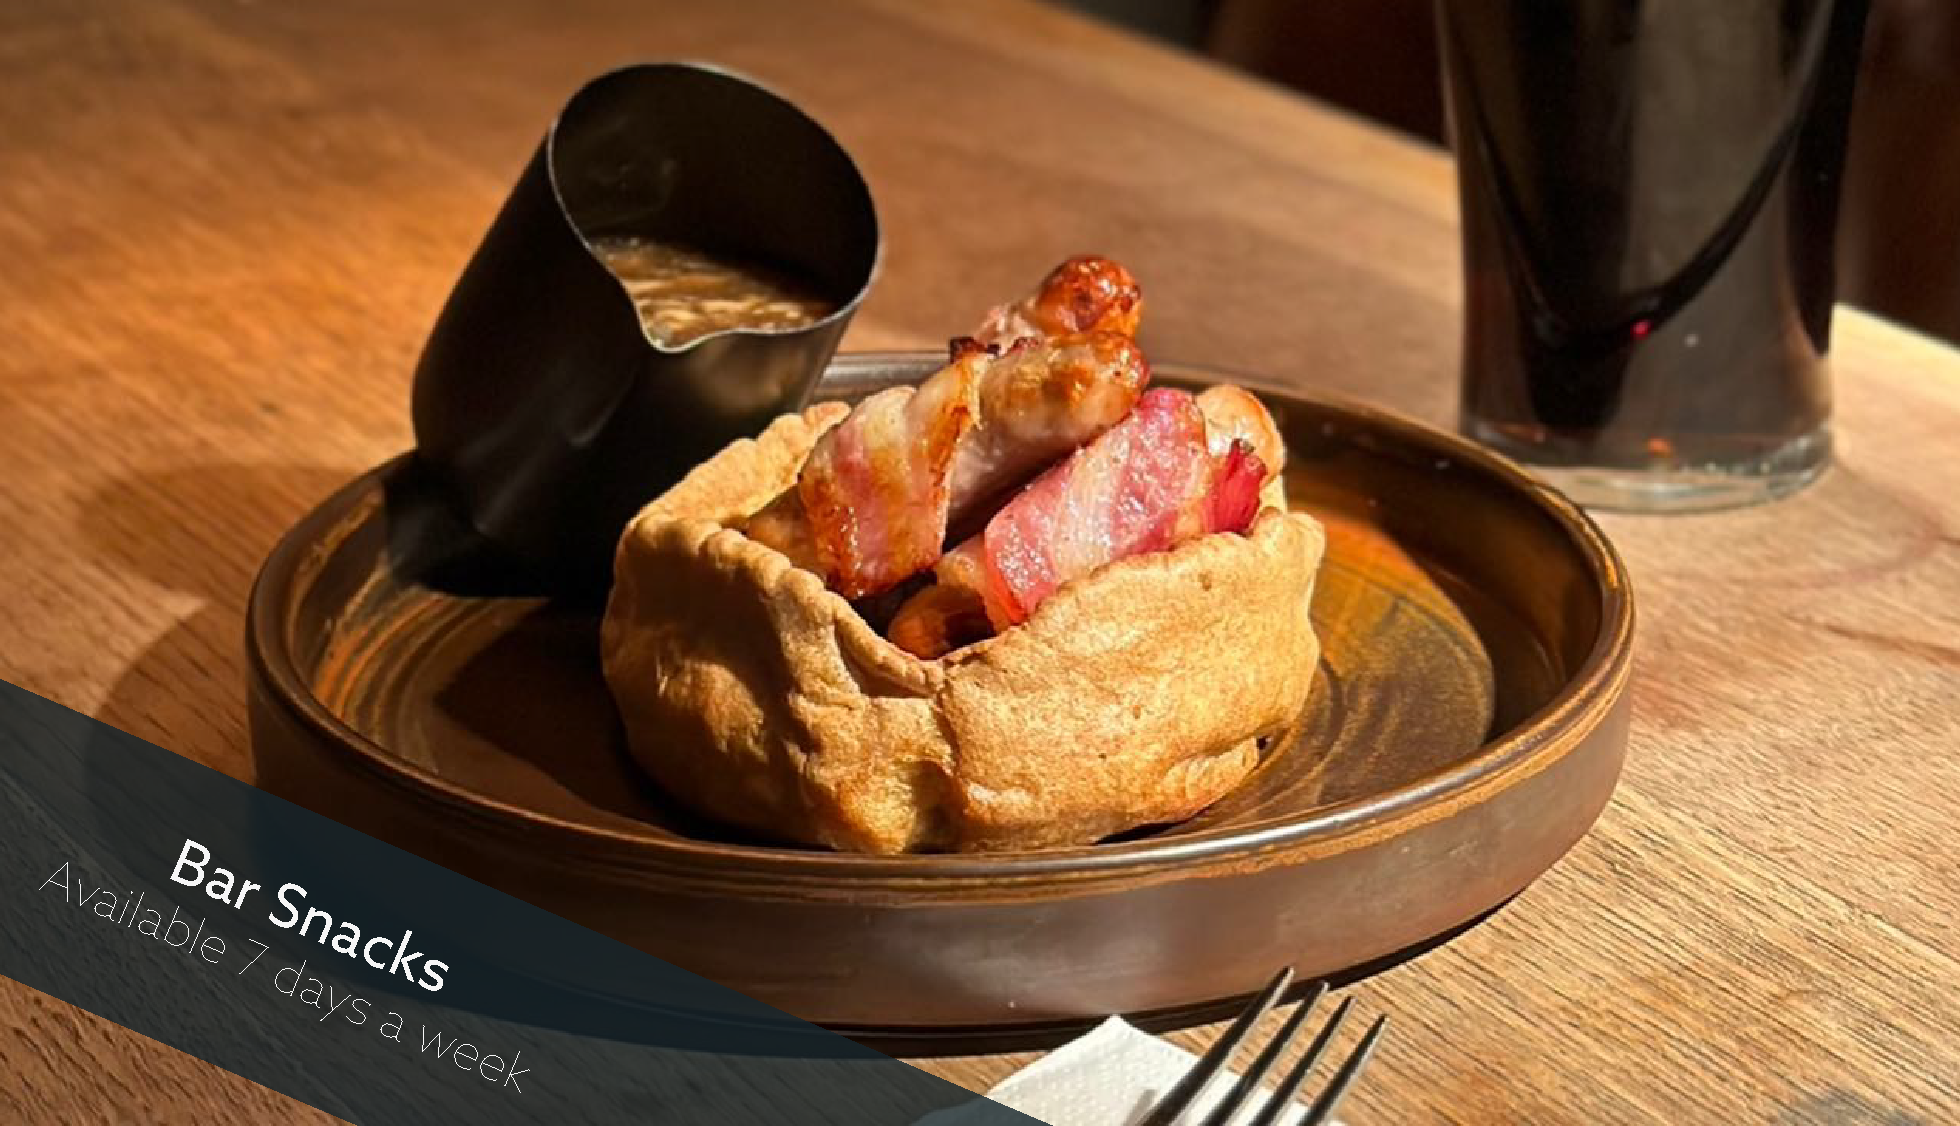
top-left (599, 401), bottom-right (1327, 853)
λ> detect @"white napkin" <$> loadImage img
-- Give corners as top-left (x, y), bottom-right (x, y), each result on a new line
top-left (918, 1017), bottom-right (1327, 1126)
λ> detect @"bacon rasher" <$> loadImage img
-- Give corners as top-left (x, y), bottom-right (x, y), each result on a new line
top-left (740, 257), bottom-right (1150, 600)
top-left (887, 387), bottom-right (1282, 659)
top-left (741, 330), bottom-right (1149, 599)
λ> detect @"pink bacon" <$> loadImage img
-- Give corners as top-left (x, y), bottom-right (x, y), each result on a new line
top-left (891, 388), bottom-right (1272, 659)
top-left (978, 388), bottom-right (1267, 626)
top-left (742, 331), bottom-right (1149, 600)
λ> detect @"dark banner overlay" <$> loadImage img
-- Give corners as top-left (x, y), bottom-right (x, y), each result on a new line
top-left (0, 679), bottom-right (1039, 1125)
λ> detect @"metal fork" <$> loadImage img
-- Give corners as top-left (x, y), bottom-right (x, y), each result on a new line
top-left (1135, 968), bottom-right (1387, 1126)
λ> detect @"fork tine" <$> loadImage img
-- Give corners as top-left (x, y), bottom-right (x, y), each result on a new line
top-left (1240, 997), bottom-right (1354, 1126)
top-left (1297, 1014), bottom-right (1389, 1126)
top-left (1133, 966), bottom-right (1295, 1126)
top-left (1196, 982), bottom-right (1328, 1126)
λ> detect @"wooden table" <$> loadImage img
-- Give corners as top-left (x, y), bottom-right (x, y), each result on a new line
top-left (4, 0), bottom-right (1958, 1121)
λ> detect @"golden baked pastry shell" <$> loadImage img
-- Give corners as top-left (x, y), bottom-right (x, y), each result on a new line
top-left (600, 404), bottom-right (1326, 853)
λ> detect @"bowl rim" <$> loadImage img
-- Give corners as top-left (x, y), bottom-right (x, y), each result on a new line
top-left (247, 353), bottom-right (1635, 886)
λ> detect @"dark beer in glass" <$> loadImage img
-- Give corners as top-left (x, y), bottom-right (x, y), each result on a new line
top-left (1439, 0), bottom-right (1869, 510)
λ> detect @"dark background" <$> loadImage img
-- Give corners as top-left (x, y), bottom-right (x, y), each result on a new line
top-left (1058, 0), bottom-right (1960, 347)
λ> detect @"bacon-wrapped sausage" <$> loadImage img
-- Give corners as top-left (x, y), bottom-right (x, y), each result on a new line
top-left (741, 330), bottom-right (1149, 599)
top-left (888, 387), bottom-right (1283, 658)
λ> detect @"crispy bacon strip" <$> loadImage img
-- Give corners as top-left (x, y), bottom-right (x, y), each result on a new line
top-left (742, 331), bottom-right (1148, 599)
top-left (974, 255), bottom-right (1143, 348)
top-left (889, 387), bottom-right (1280, 658)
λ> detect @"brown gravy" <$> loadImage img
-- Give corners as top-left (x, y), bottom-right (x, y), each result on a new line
top-left (592, 237), bottom-right (835, 348)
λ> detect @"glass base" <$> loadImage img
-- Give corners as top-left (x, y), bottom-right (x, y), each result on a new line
top-left (1464, 422), bottom-right (1832, 514)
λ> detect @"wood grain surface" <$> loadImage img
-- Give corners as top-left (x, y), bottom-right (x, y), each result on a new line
top-left (2, 0), bottom-right (1957, 1122)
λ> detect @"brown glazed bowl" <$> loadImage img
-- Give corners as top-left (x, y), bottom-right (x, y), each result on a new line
top-left (246, 355), bottom-right (1634, 1047)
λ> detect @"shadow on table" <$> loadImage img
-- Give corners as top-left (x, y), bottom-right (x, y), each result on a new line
top-left (75, 461), bottom-right (360, 777)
